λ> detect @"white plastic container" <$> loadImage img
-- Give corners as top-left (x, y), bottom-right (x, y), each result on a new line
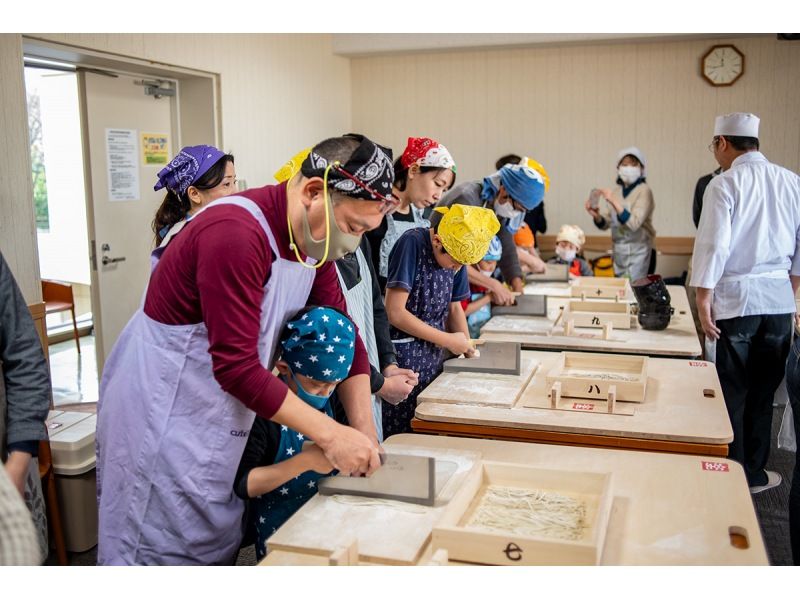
top-left (48, 411), bottom-right (98, 552)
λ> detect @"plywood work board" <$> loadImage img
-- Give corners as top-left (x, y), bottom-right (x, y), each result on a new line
top-left (386, 434), bottom-right (767, 565)
top-left (479, 285), bottom-right (700, 358)
top-left (414, 351), bottom-right (731, 452)
top-left (266, 445), bottom-right (482, 565)
top-left (420, 352), bottom-right (539, 408)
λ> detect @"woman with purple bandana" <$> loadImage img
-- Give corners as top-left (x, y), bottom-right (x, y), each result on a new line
top-left (151, 145), bottom-right (236, 245)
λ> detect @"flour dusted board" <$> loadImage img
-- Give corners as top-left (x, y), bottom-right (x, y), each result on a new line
top-left (267, 447), bottom-right (482, 565)
top-left (420, 352), bottom-right (539, 408)
top-left (432, 461), bottom-right (614, 565)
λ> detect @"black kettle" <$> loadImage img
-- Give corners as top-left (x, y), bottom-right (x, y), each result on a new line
top-left (631, 274), bottom-right (674, 330)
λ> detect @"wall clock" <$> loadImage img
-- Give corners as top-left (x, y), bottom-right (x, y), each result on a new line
top-left (701, 44), bottom-right (744, 87)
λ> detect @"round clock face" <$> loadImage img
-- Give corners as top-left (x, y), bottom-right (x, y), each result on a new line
top-left (702, 45), bottom-right (744, 86)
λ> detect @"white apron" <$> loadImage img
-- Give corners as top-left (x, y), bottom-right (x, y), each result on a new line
top-left (96, 196), bottom-right (316, 564)
top-left (378, 206), bottom-right (429, 278)
top-left (335, 247), bottom-right (383, 440)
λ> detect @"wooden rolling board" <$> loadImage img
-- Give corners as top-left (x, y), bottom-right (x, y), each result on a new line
top-left (415, 351), bottom-right (731, 448)
top-left (266, 445), bottom-right (482, 565)
top-left (418, 352), bottom-right (539, 408)
top-left (523, 280), bottom-right (636, 303)
top-left (480, 285), bottom-right (701, 358)
top-left (385, 434), bottom-right (768, 565)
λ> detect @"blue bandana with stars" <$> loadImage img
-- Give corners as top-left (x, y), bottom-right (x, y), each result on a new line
top-left (281, 307), bottom-right (356, 382)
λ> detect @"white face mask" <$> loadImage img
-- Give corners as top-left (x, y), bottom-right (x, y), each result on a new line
top-left (479, 267), bottom-right (495, 277)
top-left (494, 199), bottom-right (522, 220)
top-left (556, 246), bottom-right (576, 263)
top-left (618, 165), bottom-right (642, 186)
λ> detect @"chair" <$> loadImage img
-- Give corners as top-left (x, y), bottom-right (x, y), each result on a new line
top-left (38, 439), bottom-right (69, 565)
top-left (41, 280), bottom-right (80, 353)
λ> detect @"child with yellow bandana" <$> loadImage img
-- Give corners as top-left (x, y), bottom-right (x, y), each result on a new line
top-left (382, 204), bottom-right (500, 437)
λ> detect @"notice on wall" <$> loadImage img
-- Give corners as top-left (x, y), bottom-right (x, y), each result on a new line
top-left (106, 128), bottom-right (140, 201)
top-left (141, 132), bottom-right (170, 166)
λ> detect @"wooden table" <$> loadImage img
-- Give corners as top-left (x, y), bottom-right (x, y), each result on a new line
top-left (413, 351), bottom-right (731, 456)
top-left (260, 434), bottom-right (766, 565)
top-left (480, 285), bottom-right (701, 358)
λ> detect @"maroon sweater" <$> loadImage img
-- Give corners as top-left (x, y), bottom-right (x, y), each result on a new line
top-left (144, 182), bottom-right (369, 419)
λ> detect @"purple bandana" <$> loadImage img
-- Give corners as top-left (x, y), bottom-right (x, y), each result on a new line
top-left (153, 145), bottom-right (226, 196)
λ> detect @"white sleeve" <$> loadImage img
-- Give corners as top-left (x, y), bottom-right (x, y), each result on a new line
top-left (690, 181), bottom-right (732, 289)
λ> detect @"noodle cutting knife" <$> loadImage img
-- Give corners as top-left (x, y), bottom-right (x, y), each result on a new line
top-left (318, 452), bottom-right (436, 506)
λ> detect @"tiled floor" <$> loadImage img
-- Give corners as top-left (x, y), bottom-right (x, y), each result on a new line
top-left (49, 334), bottom-right (98, 406)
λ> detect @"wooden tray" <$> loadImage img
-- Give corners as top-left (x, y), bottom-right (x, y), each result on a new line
top-left (546, 352), bottom-right (648, 403)
top-left (571, 277), bottom-right (629, 299)
top-left (432, 461), bottom-right (613, 565)
top-left (562, 299), bottom-right (631, 329)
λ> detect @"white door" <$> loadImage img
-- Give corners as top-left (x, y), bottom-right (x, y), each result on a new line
top-left (79, 71), bottom-right (175, 370)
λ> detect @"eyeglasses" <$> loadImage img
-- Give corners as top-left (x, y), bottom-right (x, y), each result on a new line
top-left (708, 137), bottom-right (720, 153)
top-left (330, 164), bottom-right (400, 215)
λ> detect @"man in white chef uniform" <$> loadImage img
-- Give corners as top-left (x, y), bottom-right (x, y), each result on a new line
top-left (692, 112), bottom-right (800, 493)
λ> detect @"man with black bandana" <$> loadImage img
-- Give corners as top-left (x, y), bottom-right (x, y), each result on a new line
top-left (96, 134), bottom-right (395, 565)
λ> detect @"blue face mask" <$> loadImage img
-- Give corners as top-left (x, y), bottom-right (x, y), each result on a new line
top-left (290, 370), bottom-right (332, 410)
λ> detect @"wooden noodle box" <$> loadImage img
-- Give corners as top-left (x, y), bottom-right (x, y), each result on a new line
top-left (546, 352), bottom-right (648, 403)
top-left (562, 299), bottom-right (632, 329)
top-left (571, 277), bottom-right (628, 299)
top-left (432, 461), bottom-right (614, 565)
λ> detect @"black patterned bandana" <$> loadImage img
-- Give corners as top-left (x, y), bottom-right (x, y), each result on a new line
top-left (300, 134), bottom-right (395, 202)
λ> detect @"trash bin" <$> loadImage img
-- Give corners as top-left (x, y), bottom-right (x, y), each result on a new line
top-left (48, 411), bottom-right (98, 553)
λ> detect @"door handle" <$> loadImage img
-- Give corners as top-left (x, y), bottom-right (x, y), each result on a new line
top-left (102, 255), bottom-right (127, 266)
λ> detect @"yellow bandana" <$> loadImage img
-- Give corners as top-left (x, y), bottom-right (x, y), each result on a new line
top-left (520, 156), bottom-right (550, 193)
top-left (434, 204), bottom-right (500, 265)
top-left (274, 148), bottom-right (312, 183)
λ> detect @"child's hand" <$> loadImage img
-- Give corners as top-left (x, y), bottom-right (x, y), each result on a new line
top-left (302, 442), bottom-right (335, 475)
top-left (444, 332), bottom-right (472, 356)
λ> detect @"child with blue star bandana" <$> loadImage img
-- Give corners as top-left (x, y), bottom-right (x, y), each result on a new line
top-left (233, 306), bottom-right (357, 560)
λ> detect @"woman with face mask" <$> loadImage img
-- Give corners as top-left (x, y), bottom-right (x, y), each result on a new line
top-left (365, 137), bottom-right (457, 291)
top-left (585, 146), bottom-right (656, 280)
top-left (431, 160), bottom-right (547, 303)
top-left (95, 134), bottom-right (392, 564)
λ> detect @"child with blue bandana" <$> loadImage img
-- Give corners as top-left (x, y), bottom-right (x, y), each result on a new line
top-left (233, 306), bottom-right (357, 561)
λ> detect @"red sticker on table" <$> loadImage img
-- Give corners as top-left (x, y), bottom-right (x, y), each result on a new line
top-left (572, 403), bottom-right (594, 411)
top-left (689, 361), bottom-right (709, 367)
top-left (701, 461), bottom-right (729, 472)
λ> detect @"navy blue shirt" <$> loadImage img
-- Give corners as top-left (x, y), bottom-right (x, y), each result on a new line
top-left (386, 228), bottom-right (470, 302)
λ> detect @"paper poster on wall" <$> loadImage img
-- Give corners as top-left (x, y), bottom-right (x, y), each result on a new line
top-left (141, 132), bottom-right (170, 166)
top-left (106, 128), bottom-right (140, 201)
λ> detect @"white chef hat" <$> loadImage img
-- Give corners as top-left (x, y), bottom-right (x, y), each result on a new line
top-left (617, 146), bottom-right (646, 174)
top-left (714, 113), bottom-right (760, 138)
